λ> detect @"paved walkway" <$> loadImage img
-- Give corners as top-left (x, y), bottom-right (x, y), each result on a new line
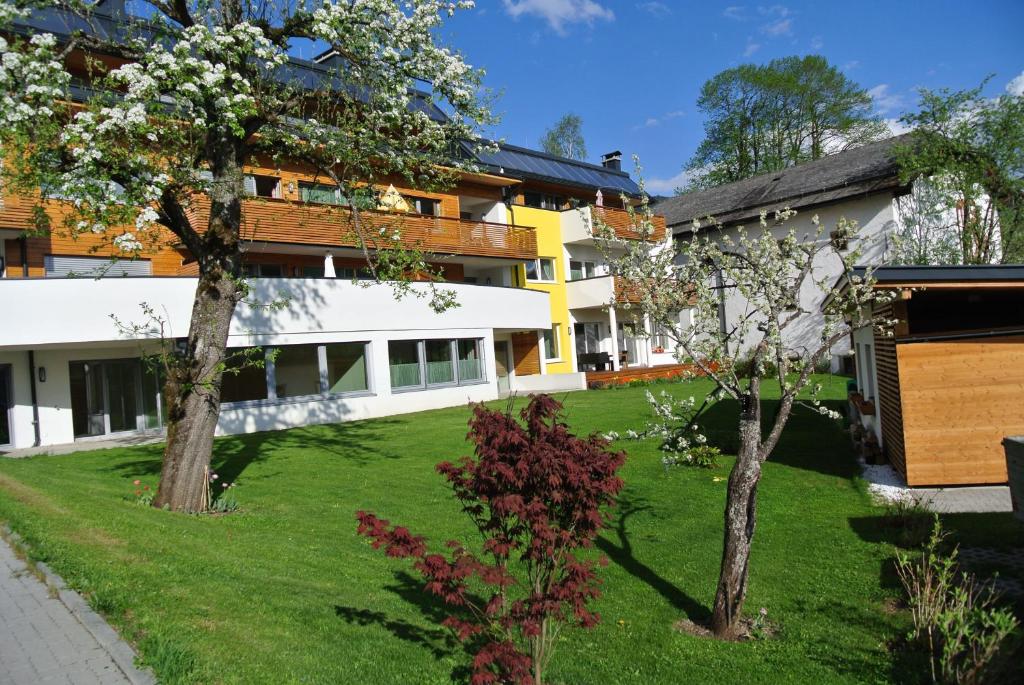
top-left (1, 435), bottom-right (163, 460)
top-left (0, 535), bottom-right (153, 685)
top-left (861, 462), bottom-right (1014, 513)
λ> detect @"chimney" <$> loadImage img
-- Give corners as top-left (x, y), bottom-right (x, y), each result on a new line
top-left (601, 151), bottom-right (622, 172)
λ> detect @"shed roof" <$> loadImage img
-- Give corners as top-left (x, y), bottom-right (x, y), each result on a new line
top-left (655, 135), bottom-right (913, 231)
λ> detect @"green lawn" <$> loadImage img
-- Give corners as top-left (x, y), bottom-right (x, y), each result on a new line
top-left (0, 376), bottom-right (1020, 684)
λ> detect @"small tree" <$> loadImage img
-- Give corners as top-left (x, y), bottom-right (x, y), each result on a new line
top-left (540, 113), bottom-right (587, 161)
top-left (895, 81), bottom-right (1024, 264)
top-left (0, 1), bottom-right (490, 511)
top-left (356, 395), bottom-right (625, 684)
top-left (593, 188), bottom-right (890, 638)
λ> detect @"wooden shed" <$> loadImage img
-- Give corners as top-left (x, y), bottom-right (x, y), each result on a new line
top-left (840, 266), bottom-right (1024, 487)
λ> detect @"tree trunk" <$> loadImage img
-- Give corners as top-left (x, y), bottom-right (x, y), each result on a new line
top-left (152, 267), bottom-right (240, 511)
top-left (711, 392), bottom-right (763, 638)
top-left (153, 141), bottom-right (244, 512)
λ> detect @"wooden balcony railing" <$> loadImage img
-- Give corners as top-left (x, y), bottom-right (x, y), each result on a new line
top-left (184, 196), bottom-right (539, 260)
top-left (591, 205), bottom-right (667, 242)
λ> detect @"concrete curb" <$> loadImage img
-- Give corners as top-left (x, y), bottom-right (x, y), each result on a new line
top-left (1, 524), bottom-right (156, 685)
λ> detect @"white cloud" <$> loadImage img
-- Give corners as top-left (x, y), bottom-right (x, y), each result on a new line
top-left (743, 39), bottom-right (761, 57)
top-left (633, 109), bottom-right (685, 130)
top-left (842, 60), bottom-right (860, 72)
top-left (761, 17), bottom-right (791, 36)
top-left (1007, 71), bottom-right (1024, 96)
top-left (723, 6), bottom-right (747, 20)
top-left (637, 1), bottom-right (671, 17)
top-left (885, 118), bottom-right (913, 136)
top-left (646, 169), bottom-right (695, 196)
top-left (809, 35), bottom-right (823, 50)
top-left (868, 84), bottom-right (906, 115)
top-left (502, 0), bottom-right (614, 35)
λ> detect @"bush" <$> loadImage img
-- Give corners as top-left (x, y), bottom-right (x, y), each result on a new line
top-left (356, 395), bottom-right (626, 685)
top-left (895, 518), bottom-right (1021, 684)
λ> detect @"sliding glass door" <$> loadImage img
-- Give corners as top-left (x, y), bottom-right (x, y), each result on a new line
top-left (0, 365), bottom-right (12, 448)
top-left (69, 360), bottom-right (160, 439)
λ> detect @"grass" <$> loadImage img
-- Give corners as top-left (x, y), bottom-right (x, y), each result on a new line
top-left (0, 375), bottom-right (1021, 684)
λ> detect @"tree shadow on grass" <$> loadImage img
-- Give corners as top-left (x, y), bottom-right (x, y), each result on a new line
top-left (597, 494), bottom-right (712, 623)
top-left (102, 415), bottom-right (406, 484)
top-left (698, 398), bottom-right (857, 479)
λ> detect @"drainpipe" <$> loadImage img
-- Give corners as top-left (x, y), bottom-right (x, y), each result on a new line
top-left (27, 350), bottom-right (41, 447)
top-left (715, 269), bottom-right (728, 353)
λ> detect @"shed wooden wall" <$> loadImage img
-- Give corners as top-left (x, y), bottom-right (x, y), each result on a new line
top-left (897, 335), bottom-right (1024, 486)
top-left (873, 303), bottom-right (907, 480)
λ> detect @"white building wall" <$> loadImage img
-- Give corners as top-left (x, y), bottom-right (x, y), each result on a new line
top-left (0, 279), bottom-right (552, 449)
top-left (676, 192), bottom-right (897, 370)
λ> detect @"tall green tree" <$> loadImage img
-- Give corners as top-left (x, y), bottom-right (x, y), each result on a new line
top-left (895, 81), bottom-right (1024, 264)
top-left (685, 56), bottom-right (886, 190)
top-left (0, 0), bottom-right (490, 512)
top-left (540, 113), bottom-right (587, 160)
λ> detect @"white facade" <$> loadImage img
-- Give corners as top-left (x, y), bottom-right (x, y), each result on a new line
top-left (674, 192), bottom-right (897, 370)
top-left (0, 278), bottom-right (551, 449)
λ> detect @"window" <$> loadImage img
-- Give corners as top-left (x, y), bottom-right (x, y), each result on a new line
top-left (457, 339), bottom-right (483, 382)
top-left (299, 181), bottom-right (346, 205)
top-left (389, 338), bottom-right (485, 390)
top-left (337, 266), bottom-right (374, 280)
top-left (569, 260), bottom-right (598, 280)
top-left (273, 345), bottom-right (321, 399)
top-left (300, 265), bottom-right (324, 278)
top-left (525, 258), bottom-right (556, 282)
top-left (242, 263), bottom-right (284, 278)
top-left (408, 196), bottom-right (440, 216)
top-left (425, 339), bottom-right (455, 385)
top-left (220, 349), bottom-right (269, 403)
top-left (389, 340), bottom-right (422, 388)
top-left (325, 343), bottom-right (369, 394)
top-left (523, 191), bottom-right (564, 210)
top-left (244, 174), bottom-right (281, 198)
top-left (44, 255), bottom-right (152, 278)
top-left (543, 326), bottom-right (560, 360)
top-left (651, 323), bottom-right (672, 351)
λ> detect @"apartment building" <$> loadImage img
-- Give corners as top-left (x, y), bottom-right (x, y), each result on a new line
top-left (0, 8), bottom-right (668, 452)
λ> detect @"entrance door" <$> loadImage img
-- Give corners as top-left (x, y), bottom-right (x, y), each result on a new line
top-left (493, 341), bottom-right (510, 394)
top-left (70, 360), bottom-right (143, 438)
top-left (574, 323), bottom-right (601, 355)
top-left (0, 365), bottom-right (12, 448)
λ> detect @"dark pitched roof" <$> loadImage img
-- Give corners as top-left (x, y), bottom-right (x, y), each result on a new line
top-left (849, 264), bottom-right (1024, 285)
top-left (655, 135), bottom-right (913, 231)
top-left (472, 142), bottom-right (641, 196)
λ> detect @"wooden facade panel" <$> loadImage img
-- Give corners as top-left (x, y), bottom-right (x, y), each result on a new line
top-left (873, 303), bottom-right (907, 480)
top-left (897, 336), bottom-right (1024, 486)
top-left (511, 332), bottom-right (541, 376)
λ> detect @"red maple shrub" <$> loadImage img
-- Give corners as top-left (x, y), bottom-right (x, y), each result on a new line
top-left (356, 394), bottom-right (626, 685)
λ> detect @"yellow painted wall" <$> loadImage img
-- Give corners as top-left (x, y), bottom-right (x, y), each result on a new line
top-left (510, 205), bottom-right (574, 375)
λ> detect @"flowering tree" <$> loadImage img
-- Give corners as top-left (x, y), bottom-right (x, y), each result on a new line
top-left (593, 191), bottom-right (891, 638)
top-left (357, 395), bottom-right (625, 684)
top-left (0, 1), bottom-right (491, 511)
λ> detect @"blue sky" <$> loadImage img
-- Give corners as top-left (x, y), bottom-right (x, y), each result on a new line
top-left (434, 1), bottom-right (1024, 194)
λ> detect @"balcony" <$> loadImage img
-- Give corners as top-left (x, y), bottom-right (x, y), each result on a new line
top-left (565, 275), bottom-right (644, 310)
top-left (185, 197), bottom-right (538, 261)
top-left (560, 205), bottom-right (668, 245)
top-left (0, 278), bottom-right (551, 349)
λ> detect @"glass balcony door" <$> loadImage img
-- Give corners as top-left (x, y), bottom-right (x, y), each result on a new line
top-left (70, 360), bottom-right (148, 438)
top-left (0, 365), bottom-right (12, 448)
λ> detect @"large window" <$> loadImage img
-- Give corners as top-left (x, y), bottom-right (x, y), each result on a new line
top-left (326, 343), bottom-right (369, 394)
top-left (389, 338), bottom-right (485, 391)
top-left (408, 196), bottom-right (441, 216)
top-left (220, 349), bottom-right (269, 404)
top-left (273, 345), bottom-right (321, 399)
top-left (543, 326), bottom-right (560, 361)
top-left (389, 340), bottom-right (422, 389)
top-left (220, 342), bottom-right (371, 405)
top-left (525, 258), bottom-right (556, 282)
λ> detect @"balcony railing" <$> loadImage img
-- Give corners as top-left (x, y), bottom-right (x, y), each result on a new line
top-left (590, 206), bottom-right (667, 242)
top-left (185, 197), bottom-right (538, 261)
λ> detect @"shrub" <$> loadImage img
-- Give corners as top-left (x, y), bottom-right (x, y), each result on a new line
top-left (356, 394), bottom-right (625, 685)
top-left (895, 518), bottom-right (1020, 684)
top-left (664, 445), bottom-right (722, 469)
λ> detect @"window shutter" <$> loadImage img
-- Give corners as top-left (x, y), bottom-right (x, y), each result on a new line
top-left (44, 256), bottom-right (152, 278)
